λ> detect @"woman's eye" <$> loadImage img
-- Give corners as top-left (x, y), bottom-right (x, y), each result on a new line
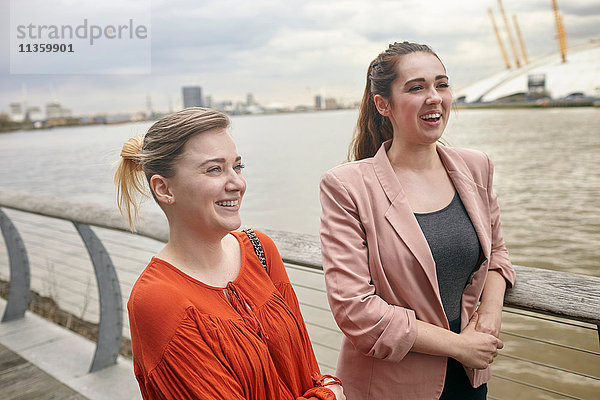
top-left (408, 86), bottom-right (423, 92)
top-left (207, 166), bottom-right (221, 173)
top-left (438, 82), bottom-right (450, 89)
top-left (234, 163), bottom-right (245, 172)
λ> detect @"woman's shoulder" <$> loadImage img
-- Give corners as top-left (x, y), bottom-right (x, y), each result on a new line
top-left (232, 229), bottom-right (274, 253)
top-left (128, 259), bottom-right (195, 319)
top-left (321, 158), bottom-right (375, 186)
top-left (233, 230), bottom-right (291, 286)
top-left (233, 228), bottom-right (274, 244)
top-left (440, 145), bottom-right (489, 165)
top-left (233, 229), bottom-right (280, 262)
top-left (127, 261), bottom-right (200, 364)
top-left (439, 145), bottom-right (493, 186)
top-left (326, 158), bottom-right (374, 174)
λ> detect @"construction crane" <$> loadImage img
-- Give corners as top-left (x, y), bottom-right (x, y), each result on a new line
top-left (488, 8), bottom-right (511, 69)
top-left (552, 0), bottom-right (568, 62)
top-left (498, 0), bottom-right (521, 68)
top-left (513, 14), bottom-right (529, 65)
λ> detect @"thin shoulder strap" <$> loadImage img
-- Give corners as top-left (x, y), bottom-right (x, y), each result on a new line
top-left (242, 228), bottom-right (268, 273)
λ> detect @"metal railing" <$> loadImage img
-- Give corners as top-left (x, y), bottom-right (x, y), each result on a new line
top-left (0, 189), bottom-right (599, 398)
top-left (0, 208), bottom-right (123, 372)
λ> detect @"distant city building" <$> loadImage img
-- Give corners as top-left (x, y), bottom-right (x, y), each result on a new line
top-left (246, 93), bottom-right (255, 106)
top-left (44, 103), bottom-right (79, 127)
top-left (324, 97), bottom-right (338, 109)
top-left (182, 86), bottom-right (203, 108)
top-left (9, 102), bottom-right (22, 114)
top-left (9, 102), bottom-right (24, 122)
top-left (205, 95), bottom-right (213, 109)
top-left (46, 102), bottom-right (61, 119)
top-left (45, 101), bottom-right (71, 120)
top-left (527, 74), bottom-right (548, 99)
top-left (146, 94), bottom-right (153, 117)
top-left (27, 106), bottom-right (43, 121)
top-left (315, 95), bottom-right (322, 110)
top-left (214, 100), bottom-right (233, 113)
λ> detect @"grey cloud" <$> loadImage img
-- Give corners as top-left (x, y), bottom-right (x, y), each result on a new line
top-left (561, 3), bottom-right (600, 17)
top-left (148, 0), bottom-right (326, 74)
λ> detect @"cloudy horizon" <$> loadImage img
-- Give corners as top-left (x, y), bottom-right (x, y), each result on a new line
top-left (1, 0), bottom-right (599, 116)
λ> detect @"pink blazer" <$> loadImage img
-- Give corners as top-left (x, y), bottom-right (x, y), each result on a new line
top-left (319, 140), bottom-right (515, 400)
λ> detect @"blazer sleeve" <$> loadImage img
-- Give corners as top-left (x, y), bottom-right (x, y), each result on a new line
top-left (485, 154), bottom-right (516, 287)
top-left (319, 170), bottom-right (418, 362)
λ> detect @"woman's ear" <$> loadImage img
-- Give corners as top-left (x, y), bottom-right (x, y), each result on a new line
top-left (373, 94), bottom-right (390, 116)
top-left (150, 175), bottom-right (174, 205)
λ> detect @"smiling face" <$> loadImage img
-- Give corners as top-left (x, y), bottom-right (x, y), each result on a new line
top-left (375, 52), bottom-right (452, 148)
top-left (165, 128), bottom-right (246, 236)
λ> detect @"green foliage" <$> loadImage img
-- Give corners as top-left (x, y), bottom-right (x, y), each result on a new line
top-left (0, 113), bottom-right (26, 132)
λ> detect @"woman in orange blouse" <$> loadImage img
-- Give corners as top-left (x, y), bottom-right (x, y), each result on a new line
top-left (115, 107), bottom-right (344, 400)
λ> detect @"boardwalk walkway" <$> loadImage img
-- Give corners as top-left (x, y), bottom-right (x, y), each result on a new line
top-left (0, 298), bottom-right (140, 400)
top-left (0, 343), bottom-right (87, 400)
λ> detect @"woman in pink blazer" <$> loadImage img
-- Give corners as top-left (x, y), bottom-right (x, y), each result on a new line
top-left (319, 42), bottom-right (516, 399)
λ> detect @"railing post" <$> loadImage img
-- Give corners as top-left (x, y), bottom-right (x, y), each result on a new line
top-left (73, 222), bottom-right (123, 373)
top-left (0, 208), bottom-right (30, 322)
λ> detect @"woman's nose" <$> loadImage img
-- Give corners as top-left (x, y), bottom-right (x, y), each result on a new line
top-left (226, 168), bottom-right (246, 192)
top-left (426, 88), bottom-right (442, 104)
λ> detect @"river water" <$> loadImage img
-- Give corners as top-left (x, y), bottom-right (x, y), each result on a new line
top-left (0, 108), bottom-right (598, 276)
top-left (0, 108), bottom-right (598, 398)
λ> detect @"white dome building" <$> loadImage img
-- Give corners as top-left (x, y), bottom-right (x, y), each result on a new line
top-left (455, 43), bottom-right (600, 104)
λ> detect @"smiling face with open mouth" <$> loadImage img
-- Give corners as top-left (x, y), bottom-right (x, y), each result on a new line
top-left (378, 52), bottom-right (452, 148)
top-left (166, 128), bottom-right (246, 236)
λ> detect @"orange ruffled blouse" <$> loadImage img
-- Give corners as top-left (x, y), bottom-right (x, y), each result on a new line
top-left (128, 230), bottom-right (336, 400)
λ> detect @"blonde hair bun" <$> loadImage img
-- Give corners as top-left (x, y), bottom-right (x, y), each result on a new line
top-left (120, 134), bottom-right (144, 160)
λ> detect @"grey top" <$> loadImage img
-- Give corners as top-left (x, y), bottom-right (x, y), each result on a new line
top-left (414, 192), bottom-right (482, 322)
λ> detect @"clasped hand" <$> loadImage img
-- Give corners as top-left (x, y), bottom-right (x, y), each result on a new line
top-left (455, 312), bottom-right (503, 370)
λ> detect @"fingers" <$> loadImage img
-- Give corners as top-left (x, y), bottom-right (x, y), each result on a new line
top-left (486, 343), bottom-right (501, 365)
top-left (471, 334), bottom-right (504, 369)
top-left (459, 315), bottom-right (506, 370)
top-left (486, 338), bottom-right (503, 365)
top-left (496, 338), bottom-right (504, 350)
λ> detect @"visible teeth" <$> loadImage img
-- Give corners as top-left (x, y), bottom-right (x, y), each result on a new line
top-left (420, 113), bottom-right (441, 120)
top-left (216, 200), bottom-right (239, 206)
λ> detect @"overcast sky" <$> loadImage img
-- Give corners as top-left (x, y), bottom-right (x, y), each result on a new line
top-left (1, 0), bottom-right (599, 115)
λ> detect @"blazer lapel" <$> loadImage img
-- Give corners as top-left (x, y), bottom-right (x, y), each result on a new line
top-left (372, 141), bottom-right (493, 297)
top-left (373, 141), bottom-right (440, 294)
top-left (437, 145), bottom-right (491, 258)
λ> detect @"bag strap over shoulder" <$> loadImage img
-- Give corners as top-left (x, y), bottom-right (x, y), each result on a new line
top-left (242, 228), bottom-right (268, 273)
